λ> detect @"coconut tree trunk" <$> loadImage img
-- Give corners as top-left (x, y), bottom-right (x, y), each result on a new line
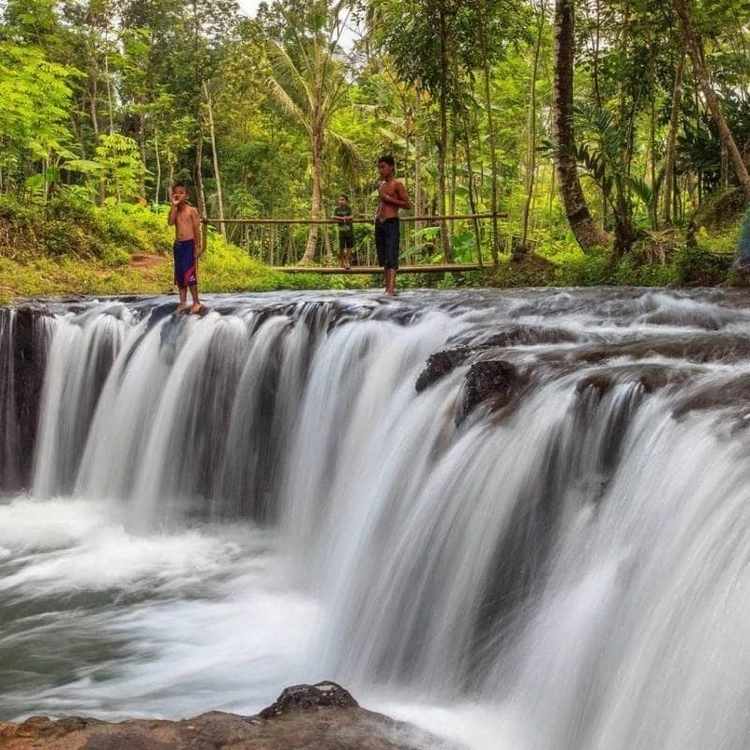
top-left (672, 0), bottom-right (750, 203)
top-left (301, 128), bottom-right (324, 264)
top-left (552, 0), bottom-right (610, 249)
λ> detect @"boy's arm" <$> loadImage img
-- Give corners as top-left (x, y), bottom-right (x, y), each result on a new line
top-left (168, 202), bottom-right (178, 226)
top-left (383, 181), bottom-right (411, 210)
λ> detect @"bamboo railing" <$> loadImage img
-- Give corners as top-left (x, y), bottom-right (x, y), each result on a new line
top-left (200, 212), bottom-right (510, 269)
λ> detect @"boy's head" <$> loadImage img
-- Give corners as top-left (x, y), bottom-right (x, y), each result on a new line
top-left (172, 182), bottom-right (188, 204)
top-left (378, 155), bottom-right (395, 179)
top-left (337, 194), bottom-right (349, 207)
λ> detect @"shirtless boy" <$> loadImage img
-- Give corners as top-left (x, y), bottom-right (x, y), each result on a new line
top-left (375, 155), bottom-right (411, 295)
top-left (168, 182), bottom-right (202, 314)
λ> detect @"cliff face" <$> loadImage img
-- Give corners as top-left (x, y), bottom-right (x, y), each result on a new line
top-left (0, 682), bottom-right (460, 750)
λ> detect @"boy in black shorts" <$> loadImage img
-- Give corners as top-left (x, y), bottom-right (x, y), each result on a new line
top-left (375, 156), bottom-right (411, 294)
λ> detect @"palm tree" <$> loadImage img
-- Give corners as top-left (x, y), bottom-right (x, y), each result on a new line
top-left (265, 6), bottom-right (361, 264)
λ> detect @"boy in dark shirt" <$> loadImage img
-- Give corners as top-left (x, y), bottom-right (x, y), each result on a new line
top-left (333, 194), bottom-right (354, 269)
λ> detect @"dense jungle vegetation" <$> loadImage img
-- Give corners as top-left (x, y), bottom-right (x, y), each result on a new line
top-left (0, 0), bottom-right (749, 298)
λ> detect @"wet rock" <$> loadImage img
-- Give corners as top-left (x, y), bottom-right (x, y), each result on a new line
top-left (3, 306), bottom-right (53, 488)
top-left (258, 681), bottom-right (358, 718)
top-left (672, 373), bottom-right (750, 420)
top-left (416, 325), bottom-right (579, 394)
top-left (463, 360), bottom-right (521, 416)
top-left (415, 347), bottom-right (472, 392)
top-left (575, 364), bottom-right (693, 396)
top-left (465, 323), bottom-right (579, 349)
top-left (0, 683), bottom-right (462, 750)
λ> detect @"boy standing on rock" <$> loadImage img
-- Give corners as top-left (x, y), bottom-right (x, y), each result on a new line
top-left (375, 155), bottom-right (411, 295)
top-left (168, 182), bottom-right (202, 314)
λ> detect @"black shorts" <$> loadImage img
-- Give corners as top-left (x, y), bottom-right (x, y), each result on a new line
top-left (339, 233), bottom-right (354, 250)
top-left (375, 218), bottom-right (400, 269)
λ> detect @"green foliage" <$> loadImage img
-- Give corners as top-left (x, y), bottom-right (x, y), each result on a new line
top-left (95, 134), bottom-right (145, 203)
top-left (0, 41), bottom-right (78, 185)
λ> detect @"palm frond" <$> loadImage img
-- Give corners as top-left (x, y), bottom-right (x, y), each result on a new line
top-left (629, 175), bottom-right (653, 206)
top-left (265, 77), bottom-right (311, 134)
top-left (266, 40), bottom-right (313, 113)
top-left (327, 129), bottom-right (363, 182)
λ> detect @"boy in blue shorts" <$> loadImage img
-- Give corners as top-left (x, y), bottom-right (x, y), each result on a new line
top-left (168, 182), bottom-right (203, 314)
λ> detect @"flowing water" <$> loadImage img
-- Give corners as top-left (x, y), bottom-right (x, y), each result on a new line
top-left (2, 288), bottom-right (750, 749)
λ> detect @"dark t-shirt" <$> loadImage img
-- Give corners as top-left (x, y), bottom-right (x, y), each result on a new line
top-left (334, 205), bottom-right (353, 235)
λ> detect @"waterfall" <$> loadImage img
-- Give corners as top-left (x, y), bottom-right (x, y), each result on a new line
top-left (3, 289), bottom-right (750, 749)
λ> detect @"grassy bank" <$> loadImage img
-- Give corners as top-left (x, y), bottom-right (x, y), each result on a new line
top-left (0, 196), bottom-right (369, 303)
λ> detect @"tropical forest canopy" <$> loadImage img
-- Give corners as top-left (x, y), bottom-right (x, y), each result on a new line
top-left (1, 0), bottom-right (749, 266)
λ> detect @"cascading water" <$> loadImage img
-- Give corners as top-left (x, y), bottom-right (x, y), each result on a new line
top-left (2, 288), bottom-right (750, 749)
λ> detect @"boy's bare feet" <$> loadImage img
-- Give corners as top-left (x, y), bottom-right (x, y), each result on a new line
top-left (190, 302), bottom-right (202, 314)
top-left (174, 302), bottom-right (189, 315)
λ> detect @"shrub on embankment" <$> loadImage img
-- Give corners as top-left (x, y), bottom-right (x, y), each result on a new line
top-left (449, 197), bottom-right (743, 290)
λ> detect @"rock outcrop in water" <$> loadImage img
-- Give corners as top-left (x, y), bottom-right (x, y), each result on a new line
top-left (0, 682), bottom-right (459, 750)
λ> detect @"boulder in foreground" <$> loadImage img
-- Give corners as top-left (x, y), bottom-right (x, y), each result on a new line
top-left (0, 681), bottom-right (461, 750)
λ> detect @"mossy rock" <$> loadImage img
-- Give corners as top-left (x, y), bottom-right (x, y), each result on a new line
top-left (483, 253), bottom-right (557, 287)
top-left (691, 188), bottom-right (746, 232)
top-left (673, 243), bottom-right (733, 286)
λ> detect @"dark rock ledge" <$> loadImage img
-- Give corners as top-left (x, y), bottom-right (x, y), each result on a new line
top-left (0, 681), bottom-right (462, 750)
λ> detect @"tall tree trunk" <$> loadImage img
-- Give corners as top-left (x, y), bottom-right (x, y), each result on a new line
top-left (521, 0), bottom-right (546, 249)
top-left (672, 0), bottom-right (750, 203)
top-left (301, 129), bottom-right (323, 264)
top-left (195, 130), bottom-right (206, 217)
top-left (103, 51), bottom-right (115, 136)
top-left (203, 81), bottom-right (226, 239)
top-left (476, 0), bottom-right (500, 264)
top-left (662, 51), bottom-right (685, 225)
top-left (414, 93), bottom-right (423, 257)
top-left (167, 162), bottom-right (174, 203)
top-left (552, 0), bottom-right (610, 249)
top-left (460, 107), bottom-right (482, 266)
top-left (138, 107), bottom-right (147, 200)
top-left (154, 130), bottom-right (161, 206)
top-left (438, 0), bottom-right (451, 262)
top-left (90, 71), bottom-right (106, 204)
top-left (648, 33), bottom-right (658, 229)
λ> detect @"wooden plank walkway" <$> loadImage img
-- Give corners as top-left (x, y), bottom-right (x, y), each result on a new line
top-left (271, 264), bottom-right (485, 274)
